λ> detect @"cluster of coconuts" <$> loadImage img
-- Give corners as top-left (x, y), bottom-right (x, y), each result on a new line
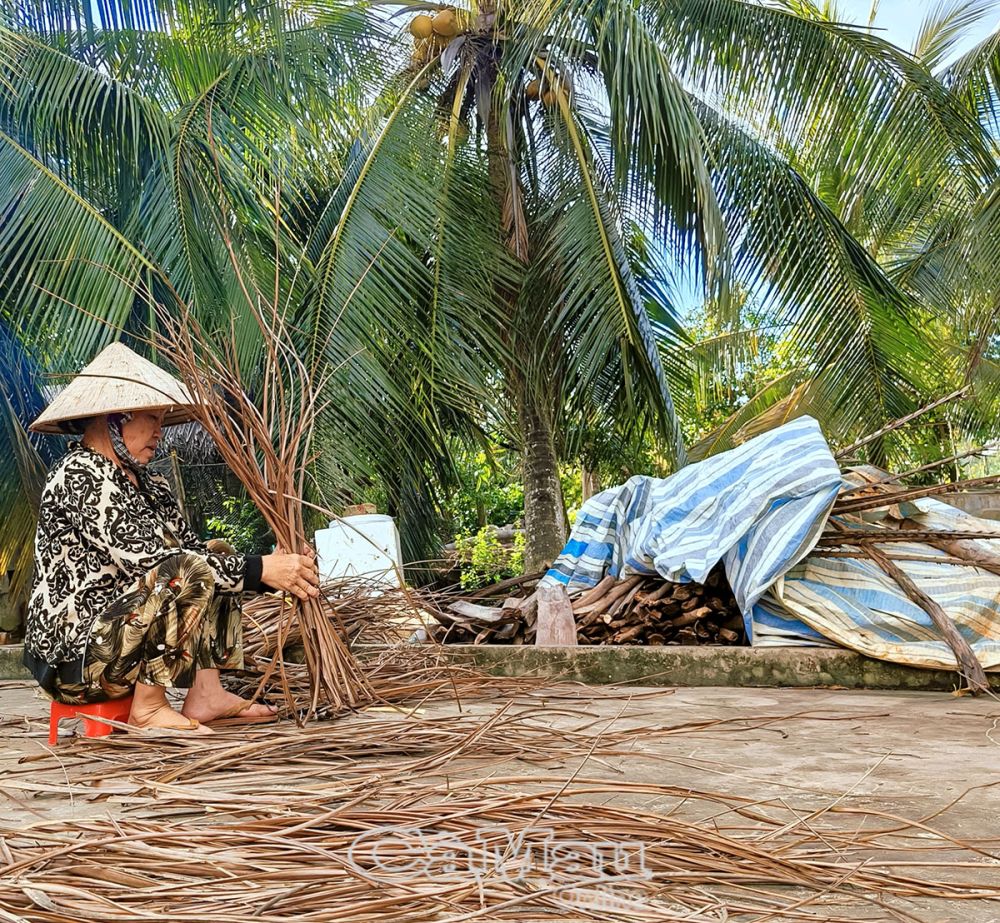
top-left (409, 8), bottom-right (466, 65)
top-left (525, 75), bottom-right (568, 107)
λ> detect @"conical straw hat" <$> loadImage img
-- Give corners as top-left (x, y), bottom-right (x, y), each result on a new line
top-left (30, 342), bottom-right (198, 434)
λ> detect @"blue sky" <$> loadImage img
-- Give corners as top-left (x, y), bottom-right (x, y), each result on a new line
top-left (839, 0), bottom-right (998, 59)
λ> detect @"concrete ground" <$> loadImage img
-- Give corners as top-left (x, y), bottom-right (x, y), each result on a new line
top-left (2, 681), bottom-right (1000, 921)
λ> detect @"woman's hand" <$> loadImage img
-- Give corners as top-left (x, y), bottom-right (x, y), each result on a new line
top-left (261, 549), bottom-right (320, 600)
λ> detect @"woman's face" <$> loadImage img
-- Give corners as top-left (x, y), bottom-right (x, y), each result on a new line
top-left (121, 411), bottom-right (166, 464)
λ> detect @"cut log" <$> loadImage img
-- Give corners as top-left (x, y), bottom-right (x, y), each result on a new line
top-left (607, 580), bottom-right (644, 618)
top-left (721, 614), bottom-right (744, 633)
top-left (441, 566), bottom-right (745, 648)
top-left (574, 575), bottom-right (643, 617)
top-left (446, 601), bottom-right (507, 622)
top-left (535, 585), bottom-right (578, 646)
top-left (612, 625), bottom-right (644, 644)
top-left (671, 605), bottom-right (712, 628)
top-left (645, 582), bottom-right (676, 603)
top-left (571, 575), bottom-right (617, 610)
top-left (577, 609), bottom-right (605, 631)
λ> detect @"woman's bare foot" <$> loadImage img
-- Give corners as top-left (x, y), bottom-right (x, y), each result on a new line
top-left (129, 685), bottom-right (213, 734)
top-left (181, 668), bottom-right (278, 724)
top-left (181, 687), bottom-right (278, 723)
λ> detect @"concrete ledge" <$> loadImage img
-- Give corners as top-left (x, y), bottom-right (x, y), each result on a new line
top-left (0, 645), bottom-right (29, 681)
top-left (3, 643), bottom-right (996, 692)
top-left (435, 645), bottom-right (1000, 692)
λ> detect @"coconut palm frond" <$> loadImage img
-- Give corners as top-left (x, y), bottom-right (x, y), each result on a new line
top-left (957, 351), bottom-right (1000, 441)
top-left (522, 99), bottom-right (687, 466)
top-left (943, 21), bottom-right (1000, 133)
top-left (504, 0), bottom-right (726, 290)
top-left (300, 82), bottom-right (514, 539)
top-left (585, 0), bottom-right (726, 274)
top-left (0, 325), bottom-right (59, 597)
top-left (673, 323), bottom-right (786, 425)
top-left (0, 25), bottom-right (171, 189)
top-left (652, 0), bottom-right (993, 178)
top-left (0, 134), bottom-right (153, 361)
top-left (900, 185), bottom-right (998, 316)
top-left (913, 0), bottom-right (998, 71)
top-left (2, 0), bottom-right (173, 37)
top-left (688, 370), bottom-right (810, 460)
top-left (0, 392), bottom-right (46, 597)
top-left (698, 101), bottom-right (938, 433)
top-left (896, 127), bottom-right (996, 457)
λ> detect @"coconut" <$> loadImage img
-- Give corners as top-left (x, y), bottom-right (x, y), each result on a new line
top-left (542, 88), bottom-right (558, 106)
top-left (409, 14), bottom-right (434, 39)
top-left (411, 35), bottom-right (433, 63)
top-left (525, 79), bottom-right (541, 99)
top-left (432, 8), bottom-right (458, 37)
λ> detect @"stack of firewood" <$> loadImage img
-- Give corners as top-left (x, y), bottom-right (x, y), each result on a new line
top-left (571, 566), bottom-right (744, 645)
top-left (426, 565), bottom-right (745, 646)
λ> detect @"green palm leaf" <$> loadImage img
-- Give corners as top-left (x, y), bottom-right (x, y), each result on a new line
top-left (698, 101), bottom-right (940, 432)
top-left (522, 97), bottom-right (687, 465)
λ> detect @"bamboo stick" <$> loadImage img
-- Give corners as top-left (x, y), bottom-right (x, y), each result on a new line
top-left (833, 475), bottom-right (1000, 515)
top-left (835, 388), bottom-right (968, 459)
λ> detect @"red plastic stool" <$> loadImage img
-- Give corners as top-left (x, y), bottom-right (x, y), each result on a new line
top-left (48, 696), bottom-right (134, 745)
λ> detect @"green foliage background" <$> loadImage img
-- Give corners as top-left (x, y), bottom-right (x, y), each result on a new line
top-left (1, 0), bottom-right (999, 596)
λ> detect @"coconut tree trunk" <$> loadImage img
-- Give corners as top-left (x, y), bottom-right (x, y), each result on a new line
top-left (582, 465), bottom-right (602, 502)
top-left (484, 100), bottom-right (568, 572)
top-left (518, 379), bottom-right (568, 572)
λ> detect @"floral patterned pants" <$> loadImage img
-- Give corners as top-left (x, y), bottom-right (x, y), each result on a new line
top-left (53, 549), bottom-right (244, 705)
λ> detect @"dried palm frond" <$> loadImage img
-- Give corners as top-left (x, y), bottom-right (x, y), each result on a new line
top-left (240, 579), bottom-right (428, 658)
top-left (149, 294), bottom-right (375, 720)
top-left (4, 696), bottom-right (1000, 922)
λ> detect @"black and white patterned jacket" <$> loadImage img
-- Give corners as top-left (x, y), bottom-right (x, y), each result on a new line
top-left (24, 444), bottom-right (263, 668)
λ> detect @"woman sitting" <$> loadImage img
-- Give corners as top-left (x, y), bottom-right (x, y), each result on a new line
top-left (22, 342), bottom-right (318, 734)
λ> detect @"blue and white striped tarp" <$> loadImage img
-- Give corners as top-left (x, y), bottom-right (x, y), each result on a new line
top-left (541, 415), bottom-right (843, 614)
top-left (541, 417), bottom-right (1000, 672)
top-left (753, 492), bottom-right (1000, 670)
